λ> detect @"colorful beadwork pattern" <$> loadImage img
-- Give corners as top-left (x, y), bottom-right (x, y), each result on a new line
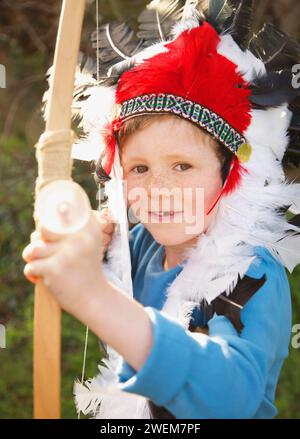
top-left (120, 93), bottom-right (247, 154)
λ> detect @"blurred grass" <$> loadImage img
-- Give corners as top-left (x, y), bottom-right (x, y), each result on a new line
top-left (0, 133), bottom-right (102, 418)
top-left (276, 269), bottom-right (300, 418)
top-left (0, 302), bottom-right (102, 418)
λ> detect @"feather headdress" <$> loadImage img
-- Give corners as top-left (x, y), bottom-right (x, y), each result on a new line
top-left (70, 0), bottom-right (300, 419)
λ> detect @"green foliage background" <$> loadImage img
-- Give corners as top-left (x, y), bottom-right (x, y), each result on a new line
top-left (0, 0), bottom-right (299, 418)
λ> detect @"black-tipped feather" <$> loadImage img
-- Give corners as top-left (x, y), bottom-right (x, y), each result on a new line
top-left (250, 70), bottom-right (300, 108)
top-left (227, 0), bottom-right (254, 50)
top-left (95, 155), bottom-right (112, 184)
top-left (182, 0), bottom-right (205, 21)
top-left (104, 57), bottom-right (138, 86)
top-left (248, 19), bottom-right (300, 164)
top-left (249, 23), bottom-right (300, 71)
top-left (91, 21), bottom-right (141, 78)
top-left (205, 0), bottom-right (233, 33)
top-left (137, 0), bottom-right (186, 46)
top-left (91, 1), bottom-right (189, 80)
top-left (87, 0), bottom-right (300, 165)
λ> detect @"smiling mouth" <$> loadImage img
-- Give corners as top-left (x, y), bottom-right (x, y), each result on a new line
top-left (148, 211), bottom-right (182, 218)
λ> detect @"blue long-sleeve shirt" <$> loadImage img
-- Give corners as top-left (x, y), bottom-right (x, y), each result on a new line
top-left (115, 223), bottom-right (292, 419)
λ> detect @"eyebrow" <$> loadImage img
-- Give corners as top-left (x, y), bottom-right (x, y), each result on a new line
top-left (123, 153), bottom-right (192, 162)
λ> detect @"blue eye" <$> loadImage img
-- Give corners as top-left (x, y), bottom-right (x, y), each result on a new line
top-left (175, 163), bottom-right (192, 171)
top-left (133, 165), bottom-right (148, 174)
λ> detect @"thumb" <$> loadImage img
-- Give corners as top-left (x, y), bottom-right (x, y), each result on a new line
top-left (37, 199), bottom-right (90, 241)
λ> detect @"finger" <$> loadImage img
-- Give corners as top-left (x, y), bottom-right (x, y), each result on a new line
top-left (22, 240), bottom-right (59, 262)
top-left (102, 234), bottom-right (112, 250)
top-left (24, 271), bottom-right (40, 284)
top-left (102, 230), bottom-right (114, 245)
top-left (102, 221), bottom-right (115, 235)
top-left (23, 260), bottom-right (47, 284)
top-left (94, 210), bottom-right (115, 234)
top-left (30, 230), bottom-right (41, 242)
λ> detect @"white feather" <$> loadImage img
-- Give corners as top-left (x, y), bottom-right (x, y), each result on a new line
top-left (217, 34), bottom-right (266, 81)
top-left (104, 148), bottom-right (133, 296)
top-left (271, 233), bottom-right (300, 273)
top-left (70, 67), bottom-right (116, 162)
top-left (74, 345), bottom-right (151, 419)
top-left (246, 107), bottom-right (292, 161)
top-left (171, 0), bottom-right (202, 38)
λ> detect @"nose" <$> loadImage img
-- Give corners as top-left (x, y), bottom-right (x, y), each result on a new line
top-left (146, 172), bottom-right (181, 212)
top-left (146, 171), bottom-right (172, 192)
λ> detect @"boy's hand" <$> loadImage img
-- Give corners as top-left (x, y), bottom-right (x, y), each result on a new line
top-left (98, 208), bottom-right (115, 257)
top-left (22, 209), bottom-right (115, 318)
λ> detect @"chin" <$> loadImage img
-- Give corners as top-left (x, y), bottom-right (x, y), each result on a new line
top-left (145, 223), bottom-right (201, 247)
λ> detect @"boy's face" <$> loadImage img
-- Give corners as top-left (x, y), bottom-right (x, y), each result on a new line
top-left (121, 115), bottom-right (223, 246)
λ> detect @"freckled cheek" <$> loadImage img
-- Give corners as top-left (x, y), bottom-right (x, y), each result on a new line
top-left (183, 174), bottom-right (223, 215)
top-left (125, 172), bottom-right (222, 216)
top-left (203, 180), bottom-right (223, 210)
top-left (124, 176), bottom-right (135, 197)
top-left (125, 173), bottom-right (182, 200)
top-left (125, 176), bottom-right (148, 209)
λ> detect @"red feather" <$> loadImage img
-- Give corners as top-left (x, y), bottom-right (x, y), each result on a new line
top-left (102, 121), bottom-right (117, 176)
top-left (116, 22), bottom-right (251, 134)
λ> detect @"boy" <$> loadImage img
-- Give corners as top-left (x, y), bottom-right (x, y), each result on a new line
top-left (23, 1), bottom-right (300, 418)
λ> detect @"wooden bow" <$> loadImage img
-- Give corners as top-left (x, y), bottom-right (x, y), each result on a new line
top-left (33, 0), bottom-right (86, 419)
